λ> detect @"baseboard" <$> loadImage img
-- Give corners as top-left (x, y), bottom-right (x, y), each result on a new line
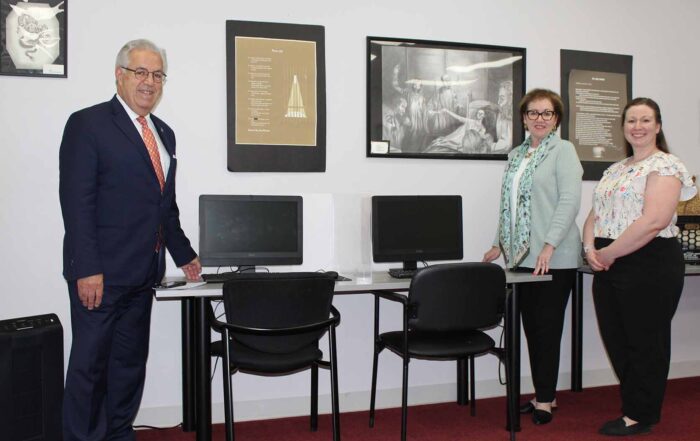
top-left (134, 360), bottom-right (700, 427)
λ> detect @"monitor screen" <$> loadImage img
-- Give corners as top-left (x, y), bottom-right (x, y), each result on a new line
top-left (371, 195), bottom-right (463, 270)
top-left (199, 195), bottom-right (303, 268)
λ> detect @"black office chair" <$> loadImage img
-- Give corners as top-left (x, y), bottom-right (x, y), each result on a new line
top-left (209, 272), bottom-right (341, 441)
top-left (368, 262), bottom-right (514, 441)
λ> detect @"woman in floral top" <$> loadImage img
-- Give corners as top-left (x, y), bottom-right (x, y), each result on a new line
top-left (583, 97), bottom-right (697, 437)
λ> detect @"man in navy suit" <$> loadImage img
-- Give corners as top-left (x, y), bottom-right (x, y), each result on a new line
top-left (59, 39), bottom-right (201, 441)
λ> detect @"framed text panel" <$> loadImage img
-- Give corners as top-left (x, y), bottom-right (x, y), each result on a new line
top-left (561, 49), bottom-right (632, 180)
top-left (226, 20), bottom-right (326, 172)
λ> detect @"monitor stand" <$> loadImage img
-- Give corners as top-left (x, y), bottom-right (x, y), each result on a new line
top-left (402, 261), bottom-right (417, 270)
top-left (388, 261), bottom-right (417, 273)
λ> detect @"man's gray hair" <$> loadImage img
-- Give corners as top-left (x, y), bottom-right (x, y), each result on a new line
top-left (115, 39), bottom-right (168, 73)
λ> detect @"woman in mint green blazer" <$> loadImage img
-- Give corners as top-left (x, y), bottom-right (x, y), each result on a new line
top-left (483, 89), bottom-right (583, 425)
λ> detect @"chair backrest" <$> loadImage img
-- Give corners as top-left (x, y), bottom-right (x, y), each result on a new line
top-left (222, 272), bottom-right (336, 354)
top-left (408, 262), bottom-right (505, 332)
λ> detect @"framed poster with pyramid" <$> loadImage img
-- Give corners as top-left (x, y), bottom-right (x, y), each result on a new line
top-left (226, 20), bottom-right (326, 172)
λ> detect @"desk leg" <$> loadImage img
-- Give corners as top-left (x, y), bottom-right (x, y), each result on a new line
top-left (571, 271), bottom-right (584, 392)
top-left (181, 298), bottom-right (196, 431)
top-left (505, 284), bottom-right (521, 432)
top-left (195, 298), bottom-right (212, 441)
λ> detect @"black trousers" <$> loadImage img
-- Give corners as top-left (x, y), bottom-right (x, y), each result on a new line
top-left (518, 267), bottom-right (576, 402)
top-left (593, 237), bottom-right (684, 425)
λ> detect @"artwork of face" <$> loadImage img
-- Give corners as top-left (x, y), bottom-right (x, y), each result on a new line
top-left (5, 1), bottom-right (64, 70)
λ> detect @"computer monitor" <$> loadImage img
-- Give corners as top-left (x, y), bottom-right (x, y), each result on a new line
top-left (199, 195), bottom-right (303, 271)
top-left (371, 195), bottom-right (463, 270)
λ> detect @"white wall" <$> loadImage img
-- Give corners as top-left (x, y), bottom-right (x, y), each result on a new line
top-left (2, 0), bottom-right (699, 426)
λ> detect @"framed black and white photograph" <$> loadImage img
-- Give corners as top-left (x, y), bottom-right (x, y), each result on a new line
top-left (367, 36), bottom-right (525, 160)
top-left (0, 0), bottom-right (67, 78)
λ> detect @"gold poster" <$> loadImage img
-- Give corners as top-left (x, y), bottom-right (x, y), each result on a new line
top-left (235, 36), bottom-right (317, 146)
top-left (568, 69), bottom-right (627, 162)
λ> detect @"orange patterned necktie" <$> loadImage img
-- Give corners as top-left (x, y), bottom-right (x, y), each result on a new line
top-left (137, 116), bottom-right (165, 192)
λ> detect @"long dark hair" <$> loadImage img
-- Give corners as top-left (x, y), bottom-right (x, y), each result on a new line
top-left (621, 97), bottom-right (669, 157)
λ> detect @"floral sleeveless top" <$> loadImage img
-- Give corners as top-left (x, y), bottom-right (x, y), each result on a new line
top-left (593, 151), bottom-right (697, 239)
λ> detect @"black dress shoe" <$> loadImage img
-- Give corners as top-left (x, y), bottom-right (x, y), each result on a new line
top-left (598, 417), bottom-right (652, 436)
top-left (532, 409), bottom-right (553, 425)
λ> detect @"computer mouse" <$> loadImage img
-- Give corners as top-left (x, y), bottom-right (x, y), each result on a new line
top-left (325, 271), bottom-right (339, 280)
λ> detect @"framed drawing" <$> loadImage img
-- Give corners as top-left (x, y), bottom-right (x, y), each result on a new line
top-left (0, 0), bottom-right (67, 77)
top-left (561, 49), bottom-right (632, 180)
top-left (367, 36), bottom-right (525, 160)
top-left (226, 20), bottom-right (326, 172)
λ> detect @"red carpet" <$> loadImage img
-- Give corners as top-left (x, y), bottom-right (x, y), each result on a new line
top-left (136, 376), bottom-right (700, 440)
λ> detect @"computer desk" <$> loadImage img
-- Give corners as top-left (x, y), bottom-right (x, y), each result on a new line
top-left (570, 264), bottom-right (700, 391)
top-left (155, 270), bottom-right (551, 441)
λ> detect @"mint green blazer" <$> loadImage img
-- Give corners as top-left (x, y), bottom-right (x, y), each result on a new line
top-left (493, 135), bottom-right (583, 269)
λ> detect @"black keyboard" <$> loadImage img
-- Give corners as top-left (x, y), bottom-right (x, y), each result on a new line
top-left (202, 271), bottom-right (353, 283)
top-left (201, 272), bottom-right (240, 283)
top-left (388, 268), bottom-right (424, 279)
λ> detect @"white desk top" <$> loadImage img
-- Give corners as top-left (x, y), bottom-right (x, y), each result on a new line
top-left (155, 270), bottom-right (551, 300)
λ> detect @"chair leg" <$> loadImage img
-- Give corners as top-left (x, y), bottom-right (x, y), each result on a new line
top-left (469, 356), bottom-right (476, 417)
top-left (222, 331), bottom-right (235, 441)
top-left (457, 358), bottom-right (468, 405)
top-left (310, 364), bottom-right (318, 432)
top-left (329, 326), bottom-right (341, 441)
top-left (401, 356), bottom-right (409, 441)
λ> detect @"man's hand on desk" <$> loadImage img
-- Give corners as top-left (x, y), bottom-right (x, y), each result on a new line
top-left (180, 257), bottom-right (202, 281)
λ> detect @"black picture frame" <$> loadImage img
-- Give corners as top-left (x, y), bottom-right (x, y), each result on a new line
top-left (226, 20), bottom-right (326, 172)
top-left (560, 49), bottom-right (632, 181)
top-left (367, 36), bottom-right (525, 160)
top-left (0, 0), bottom-right (67, 78)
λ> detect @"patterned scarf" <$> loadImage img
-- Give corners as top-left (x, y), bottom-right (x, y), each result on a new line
top-left (498, 132), bottom-right (557, 267)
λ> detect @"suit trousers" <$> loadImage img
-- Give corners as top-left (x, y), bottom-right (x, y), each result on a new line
top-left (517, 267), bottom-right (576, 403)
top-left (593, 237), bottom-right (684, 425)
top-left (63, 259), bottom-right (157, 441)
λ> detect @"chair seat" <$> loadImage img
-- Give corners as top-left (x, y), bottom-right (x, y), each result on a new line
top-left (380, 330), bottom-right (495, 359)
top-left (212, 339), bottom-right (322, 373)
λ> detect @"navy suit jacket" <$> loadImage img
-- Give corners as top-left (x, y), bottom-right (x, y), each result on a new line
top-left (59, 95), bottom-right (196, 286)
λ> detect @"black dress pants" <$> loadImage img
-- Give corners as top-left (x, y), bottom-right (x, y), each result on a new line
top-left (63, 255), bottom-right (159, 441)
top-left (593, 237), bottom-right (684, 425)
top-left (518, 267), bottom-right (576, 403)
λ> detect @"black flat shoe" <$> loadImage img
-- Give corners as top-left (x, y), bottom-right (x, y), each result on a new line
top-left (519, 401), bottom-right (535, 414)
top-left (520, 400), bottom-right (558, 414)
top-left (532, 409), bottom-right (553, 425)
top-left (598, 417), bottom-right (652, 436)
